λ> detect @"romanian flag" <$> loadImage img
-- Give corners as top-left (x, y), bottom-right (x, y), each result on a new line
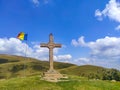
top-left (17, 32), bottom-right (28, 40)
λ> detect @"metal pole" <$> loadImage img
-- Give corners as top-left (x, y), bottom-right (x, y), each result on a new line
top-left (23, 40), bottom-right (28, 77)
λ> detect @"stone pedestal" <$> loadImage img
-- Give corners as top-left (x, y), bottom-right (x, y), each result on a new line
top-left (43, 69), bottom-right (63, 82)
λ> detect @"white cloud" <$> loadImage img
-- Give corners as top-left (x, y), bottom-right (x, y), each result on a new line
top-left (74, 57), bottom-right (90, 65)
top-left (72, 36), bottom-right (120, 69)
top-left (88, 36), bottom-right (120, 58)
top-left (32, 0), bottom-right (40, 6)
top-left (76, 58), bottom-right (90, 62)
top-left (0, 38), bottom-right (29, 55)
top-left (54, 54), bottom-right (72, 63)
top-left (95, 0), bottom-right (120, 22)
top-left (95, 0), bottom-right (120, 30)
top-left (95, 9), bottom-right (103, 21)
top-left (32, 0), bottom-right (51, 6)
top-left (0, 37), bottom-right (48, 60)
top-left (72, 36), bottom-right (120, 58)
top-left (71, 36), bottom-right (86, 47)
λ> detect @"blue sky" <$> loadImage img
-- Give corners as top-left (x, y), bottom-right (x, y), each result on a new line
top-left (0, 0), bottom-right (120, 70)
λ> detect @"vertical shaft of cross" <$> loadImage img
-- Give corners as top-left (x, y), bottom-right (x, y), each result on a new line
top-left (49, 48), bottom-right (53, 70)
top-left (40, 33), bottom-right (61, 71)
top-left (48, 33), bottom-right (54, 70)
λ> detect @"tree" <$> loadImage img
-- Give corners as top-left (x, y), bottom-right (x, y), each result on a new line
top-left (102, 69), bottom-right (120, 81)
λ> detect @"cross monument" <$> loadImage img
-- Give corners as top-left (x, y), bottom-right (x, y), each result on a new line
top-left (40, 33), bottom-right (63, 81)
top-left (40, 33), bottom-right (61, 71)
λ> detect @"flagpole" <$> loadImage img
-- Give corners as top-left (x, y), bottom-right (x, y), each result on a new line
top-left (23, 39), bottom-right (28, 77)
top-left (17, 32), bottom-right (28, 77)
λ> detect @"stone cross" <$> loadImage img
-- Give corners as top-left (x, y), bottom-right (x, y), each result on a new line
top-left (40, 33), bottom-right (61, 71)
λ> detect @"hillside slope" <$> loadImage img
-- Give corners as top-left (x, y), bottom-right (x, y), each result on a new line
top-left (0, 54), bottom-right (120, 81)
top-left (59, 65), bottom-right (120, 80)
top-left (60, 65), bottom-right (105, 75)
top-left (0, 54), bottom-right (76, 79)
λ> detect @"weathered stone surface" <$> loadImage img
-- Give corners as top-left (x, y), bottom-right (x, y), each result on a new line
top-left (43, 69), bottom-right (63, 82)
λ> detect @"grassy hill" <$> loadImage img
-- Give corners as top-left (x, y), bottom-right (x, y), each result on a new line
top-left (59, 65), bottom-right (105, 77)
top-left (60, 65), bottom-right (120, 80)
top-left (0, 54), bottom-right (120, 81)
top-left (0, 54), bottom-right (76, 79)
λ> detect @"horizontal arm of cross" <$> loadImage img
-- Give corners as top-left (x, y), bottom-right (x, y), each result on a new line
top-left (40, 43), bottom-right (48, 47)
top-left (54, 44), bottom-right (62, 48)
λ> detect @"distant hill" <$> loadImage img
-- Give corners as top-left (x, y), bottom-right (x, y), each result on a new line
top-left (59, 65), bottom-right (104, 75)
top-left (59, 65), bottom-right (105, 78)
top-left (59, 65), bottom-right (120, 80)
top-left (0, 54), bottom-right (120, 81)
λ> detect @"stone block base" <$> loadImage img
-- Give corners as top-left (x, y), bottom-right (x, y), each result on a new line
top-left (42, 69), bottom-right (63, 82)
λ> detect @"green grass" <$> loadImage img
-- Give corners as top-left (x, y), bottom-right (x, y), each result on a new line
top-left (0, 75), bottom-right (120, 90)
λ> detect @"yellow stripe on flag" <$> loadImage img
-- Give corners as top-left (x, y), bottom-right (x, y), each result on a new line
top-left (17, 32), bottom-right (25, 40)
